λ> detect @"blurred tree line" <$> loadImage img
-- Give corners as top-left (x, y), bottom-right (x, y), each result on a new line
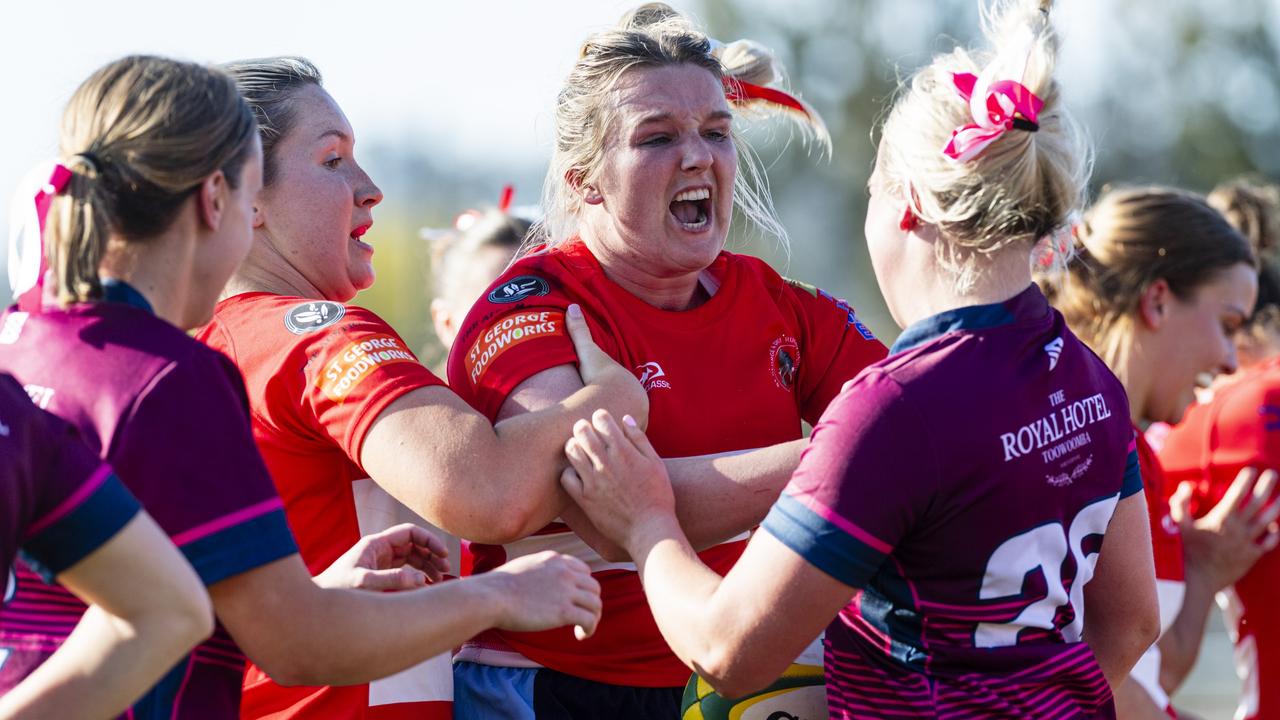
top-left (356, 0), bottom-right (1279, 365)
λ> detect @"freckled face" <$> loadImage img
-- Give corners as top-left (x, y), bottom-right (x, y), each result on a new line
top-left (256, 85), bottom-right (383, 302)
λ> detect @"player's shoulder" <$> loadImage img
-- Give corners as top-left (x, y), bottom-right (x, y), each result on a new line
top-left (208, 293), bottom-right (406, 354)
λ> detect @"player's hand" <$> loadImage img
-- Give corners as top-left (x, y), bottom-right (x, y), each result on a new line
top-left (565, 304), bottom-right (649, 429)
top-left (484, 550), bottom-right (602, 640)
top-left (560, 409), bottom-right (679, 555)
top-left (314, 523), bottom-right (451, 591)
top-left (1171, 467), bottom-right (1280, 592)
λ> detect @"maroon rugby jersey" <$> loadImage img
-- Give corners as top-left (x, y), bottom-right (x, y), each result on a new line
top-left (447, 239), bottom-right (887, 687)
top-left (763, 285), bottom-right (1142, 718)
top-left (0, 373), bottom-right (140, 615)
top-left (0, 282), bottom-right (297, 719)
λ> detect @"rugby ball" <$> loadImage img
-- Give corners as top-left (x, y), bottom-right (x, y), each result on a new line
top-left (680, 663), bottom-right (828, 720)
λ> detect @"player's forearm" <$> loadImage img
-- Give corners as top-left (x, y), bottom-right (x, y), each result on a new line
top-left (0, 604), bottom-right (209, 719)
top-left (665, 439), bottom-right (805, 550)
top-left (256, 578), bottom-right (509, 687)
top-left (630, 521), bottom-right (781, 696)
top-left (1157, 570), bottom-right (1215, 693)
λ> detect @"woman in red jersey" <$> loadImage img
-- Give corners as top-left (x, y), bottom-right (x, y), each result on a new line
top-left (0, 55), bottom-right (604, 720)
top-left (556, 2), bottom-right (1163, 717)
top-left (0, 373), bottom-right (211, 718)
top-left (204, 55), bottom-right (677, 718)
top-left (1157, 179), bottom-right (1280, 720)
top-left (1044, 186), bottom-right (1280, 718)
top-left (443, 4), bottom-right (890, 717)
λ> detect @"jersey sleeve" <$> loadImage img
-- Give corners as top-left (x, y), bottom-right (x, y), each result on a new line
top-left (10, 385), bottom-right (140, 580)
top-left (299, 307), bottom-right (446, 461)
top-left (109, 351), bottom-right (297, 585)
top-left (761, 370), bottom-right (935, 588)
top-left (783, 279), bottom-right (889, 424)
top-left (447, 271), bottom-right (583, 420)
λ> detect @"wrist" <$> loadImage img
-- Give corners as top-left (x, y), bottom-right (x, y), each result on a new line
top-left (624, 511), bottom-right (683, 560)
top-left (469, 572), bottom-right (515, 628)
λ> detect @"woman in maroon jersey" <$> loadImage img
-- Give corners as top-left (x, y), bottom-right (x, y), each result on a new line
top-left (442, 4), bottom-right (887, 717)
top-left (0, 373), bottom-right (210, 718)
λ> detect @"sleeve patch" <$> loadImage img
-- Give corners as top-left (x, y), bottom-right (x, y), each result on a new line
top-left (318, 334), bottom-right (419, 402)
top-left (487, 275), bottom-right (551, 304)
top-left (285, 301), bottom-right (346, 334)
top-left (465, 310), bottom-right (565, 385)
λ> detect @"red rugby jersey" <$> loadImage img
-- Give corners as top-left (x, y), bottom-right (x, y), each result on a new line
top-left (199, 293), bottom-right (451, 720)
top-left (1159, 358), bottom-right (1280, 720)
top-left (1128, 427), bottom-right (1186, 712)
top-left (446, 240), bottom-right (887, 687)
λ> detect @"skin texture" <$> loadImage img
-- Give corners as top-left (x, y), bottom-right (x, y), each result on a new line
top-left (1123, 264), bottom-right (1258, 427)
top-left (235, 85), bottom-right (383, 303)
top-left (0, 512), bottom-right (212, 720)
top-left (579, 63), bottom-right (737, 312)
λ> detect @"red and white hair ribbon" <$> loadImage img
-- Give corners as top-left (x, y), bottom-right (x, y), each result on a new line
top-left (942, 27), bottom-right (1044, 163)
top-left (9, 163), bottom-right (72, 313)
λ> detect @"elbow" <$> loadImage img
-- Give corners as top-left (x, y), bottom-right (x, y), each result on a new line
top-left (253, 653), bottom-right (333, 688)
top-left (169, 590), bottom-right (215, 650)
top-left (1135, 599), bottom-right (1162, 651)
top-left (471, 505), bottom-right (541, 545)
top-left (693, 648), bottom-right (778, 701)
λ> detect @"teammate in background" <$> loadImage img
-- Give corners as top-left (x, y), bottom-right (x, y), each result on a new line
top-left (427, 201), bottom-right (529, 356)
top-left (206, 57), bottom-right (638, 719)
top-left (0, 55), bottom-right (603, 718)
top-left (0, 374), bottom-right (211, 719)
top-left (558, 1), bottom-right (1162, 717)
top-left (446, 4), bottom-right (888, 716)
top-left (1044, 185), bottom-right (1280, 718)
top-left (1157, 178), bottom-right (1280, 720)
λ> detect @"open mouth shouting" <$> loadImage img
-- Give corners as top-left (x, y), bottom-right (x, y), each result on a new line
top-left (670, 187), bottom-right (712, 232)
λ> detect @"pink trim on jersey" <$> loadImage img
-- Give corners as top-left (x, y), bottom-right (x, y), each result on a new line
top-left (1128, 438), bottom-right (1137, 454)
top-left (792, 491), bottom-right (894, 554)
top-left (25, 464), bottom-right (113, 537)
top-left (169, 497), bottom-right (284, 547)
top-left (169, 657), bottom-right (196, 720)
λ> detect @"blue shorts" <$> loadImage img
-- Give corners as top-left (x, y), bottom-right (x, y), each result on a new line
top-left (452, 662), bottom-right (682, 720)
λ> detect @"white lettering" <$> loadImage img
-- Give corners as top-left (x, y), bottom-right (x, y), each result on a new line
top-left (999, 393), bottom-right (1111, 462)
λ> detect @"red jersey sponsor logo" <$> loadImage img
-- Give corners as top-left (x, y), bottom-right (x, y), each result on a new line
top-left (319, 334), bottom-right (417, 402)
top-left (769, 335), bottom-right (800, 391)
top-left (466, 311), bottom-right (565, 385)
top-left (285, 301), bottom-right (345, 334)
top-left (635, 362), bottom-right (671, 391)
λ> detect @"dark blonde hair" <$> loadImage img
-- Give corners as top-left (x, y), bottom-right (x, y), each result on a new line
top-left (538, 3), bottom-right (817, 250)
top-left (1045, 186), bottom-right (1255, 381)
top-left (878, 0), bottom-right (1091, 293)
top-left (46, 55), bottom-right (257, 304)
top-left (1209, 178), bottom-right (1280, 335)
top-left (222, 56), bottom-right (324, 186)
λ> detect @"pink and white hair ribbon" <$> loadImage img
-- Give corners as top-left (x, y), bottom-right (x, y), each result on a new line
top-left (8, 162), bottom-right (72, 313)
top-left (942, 31), bottom-right (1045, 163)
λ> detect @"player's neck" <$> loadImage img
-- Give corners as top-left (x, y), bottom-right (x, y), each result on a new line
top-left (579, 236), bottom-right (711, 312)
top-left (222, 231), bottom-right (325, 302)
top-left (894, 249), bottom-right (1033, 328)
top-left (99, 229), bottom-right (196, 330)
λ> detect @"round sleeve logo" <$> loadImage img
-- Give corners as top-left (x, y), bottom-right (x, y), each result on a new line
top-left (285, 301), bottom-right (346, 334)
top-left (488, 275), bottom-right (550, 304)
